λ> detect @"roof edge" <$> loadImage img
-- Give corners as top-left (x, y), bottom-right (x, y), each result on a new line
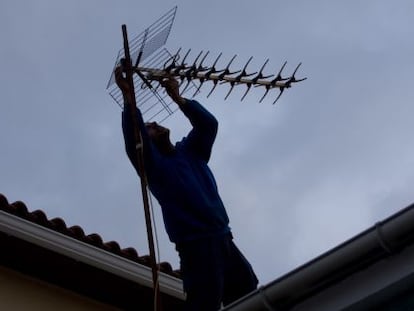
top-left (0, 210), bottom-right (184, 300)
top-left (222, 202), bottom-right (414, 310)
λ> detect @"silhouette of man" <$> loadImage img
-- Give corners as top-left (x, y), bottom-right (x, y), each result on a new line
top-left (115, 67), bottom-right (258, 310)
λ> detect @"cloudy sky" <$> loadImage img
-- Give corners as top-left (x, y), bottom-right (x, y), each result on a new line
top-left (1, 1), bottom-right (414, 285)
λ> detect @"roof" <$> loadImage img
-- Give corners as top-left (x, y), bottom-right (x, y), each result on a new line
top-left (223, 202), bottom-right (414, 310)
top-left (0, 193), bottom-right (184, 310)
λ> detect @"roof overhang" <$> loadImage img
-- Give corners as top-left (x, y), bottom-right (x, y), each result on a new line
top-left (0, 210), bottom-right (184, 309)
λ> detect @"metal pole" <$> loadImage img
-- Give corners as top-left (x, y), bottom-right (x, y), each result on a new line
top-left (121, 24), bottom-right (161, 311)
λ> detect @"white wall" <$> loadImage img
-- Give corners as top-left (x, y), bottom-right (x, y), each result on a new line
top-left (0, 266), bottom-right (120, 311)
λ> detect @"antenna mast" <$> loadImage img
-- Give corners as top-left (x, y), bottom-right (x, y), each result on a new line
top-left (120, 25), bottom-right (162, 310)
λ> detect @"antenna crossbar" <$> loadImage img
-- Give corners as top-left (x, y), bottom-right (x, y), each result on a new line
top-left (135, 52), bottom-right (307, 104)
top-left (138, 66), bottom-right (291, 88)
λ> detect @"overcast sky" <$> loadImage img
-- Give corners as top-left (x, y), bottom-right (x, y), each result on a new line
top-left (1, 1), bottom-right (414, 285)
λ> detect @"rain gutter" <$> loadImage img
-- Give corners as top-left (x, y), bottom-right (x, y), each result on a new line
top-left (0, 210), bottom-right (185, 300)
top-left (222, 203), bottom-right (414, 310)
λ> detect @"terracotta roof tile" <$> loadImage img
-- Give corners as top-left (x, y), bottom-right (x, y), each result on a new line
top-left (121, 247), bottom-right (139, 260)
top-left (68, 225), bottom-right (85, 238)
top-left (49, 217), bottom-right (68, 233)
top-left (30, 209), bottom-right (49, 226)
top-left (105, 240), bottom-right (122, 254)
top-left (0, 193), bottom-right (181, 278)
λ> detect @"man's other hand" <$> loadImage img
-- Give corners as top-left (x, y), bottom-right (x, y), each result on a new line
top-left (161, 78), bottom-right (186, 106)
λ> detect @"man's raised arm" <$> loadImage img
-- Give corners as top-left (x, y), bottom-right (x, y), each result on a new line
top-left (161, 78), bottom-right (218, 162)
top-left (115, 67), bottom-right (153, 177)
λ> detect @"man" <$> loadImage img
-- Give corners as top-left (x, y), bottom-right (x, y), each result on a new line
top-left (115, 67), bottom-right (258, 310)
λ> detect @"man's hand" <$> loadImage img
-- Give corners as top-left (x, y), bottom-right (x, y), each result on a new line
top-left (160, 78), bottom-right (186, 106)
top-left (114, 66), bottom-right (133, 104)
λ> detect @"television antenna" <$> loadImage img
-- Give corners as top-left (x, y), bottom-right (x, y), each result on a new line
top-left (106, 7), bottom-right (306, 123)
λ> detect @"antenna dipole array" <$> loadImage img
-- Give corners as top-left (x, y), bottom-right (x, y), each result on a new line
top-left (107, 6), bottom-right (307, 122)
top-left (137, 49), bottom-right (307, 104)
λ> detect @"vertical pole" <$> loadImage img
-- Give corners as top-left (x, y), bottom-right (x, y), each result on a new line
top-left (121, 24), bottom-right (161, 311)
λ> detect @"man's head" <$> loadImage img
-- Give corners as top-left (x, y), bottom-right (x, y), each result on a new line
top-left (145, 122), bottom-right (174, 154)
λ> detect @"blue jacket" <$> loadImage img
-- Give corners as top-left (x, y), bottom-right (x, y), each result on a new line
top-left (122, 99), bottom-right (230, 243)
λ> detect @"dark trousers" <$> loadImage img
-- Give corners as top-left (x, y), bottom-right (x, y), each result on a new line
top-left (176, 233), bottom-right (258, 311)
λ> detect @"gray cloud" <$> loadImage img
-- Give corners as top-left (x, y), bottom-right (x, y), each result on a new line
top-left (1, 0), bottom-right (414, 285)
